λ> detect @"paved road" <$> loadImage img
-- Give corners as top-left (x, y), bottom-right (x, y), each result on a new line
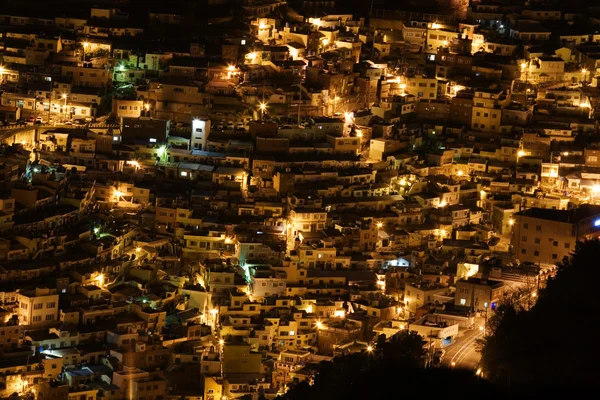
top-left (440, 328), bottom-right (482, 370)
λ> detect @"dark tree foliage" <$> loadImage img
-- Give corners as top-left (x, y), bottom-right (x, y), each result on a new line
top-left (281, 330), bottom-right (497, 400)
top-left (481, 239), bottom-right (600, 395)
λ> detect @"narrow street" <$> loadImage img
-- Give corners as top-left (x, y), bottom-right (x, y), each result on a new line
top-left (440, 328), bottom-right (482, 370)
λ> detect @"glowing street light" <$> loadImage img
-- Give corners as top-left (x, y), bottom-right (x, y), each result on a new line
top-left (508, 218), bottom-right (515, 226)
top-left (315, 320), bottom-right (323, 329)
top-left (82, 41), bottom-right (89, 61)
top-left (259, 103), bottom-right (267, 120)
top-left (376, 222), bottom-right (383, 229)
top-left (366, 345), bottom-right (373, 352)
top-left (62, 93), bottom-right (68, 121)
top-left (456, 170), bottom-right (464, 176)
top-left (219, 339), bottom-right (225, 346)
top-left (517, 150), bottom-right (525, 158)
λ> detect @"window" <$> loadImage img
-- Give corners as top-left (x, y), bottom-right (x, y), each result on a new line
top-left (521, 249), bottom-right (526, 254)
top-left (524, 223), bottom-right (529, 229)
top-left (534, 250), bottom-right (539, 256)
top-left (33, 316), bottom-right (42, 322)
top-left (241, 39), bottom-right (246, 45)
top-left (34, 304), bottom-right (43, 310)
top-left (534, 238), bottom-right (540, 244)
top-left (552, 254), bottom-right (558, 260)
top-left (46, 314), bottom-right (54, 321)
top-left (536, 225), bottom-right (541, 231)
top-left (522, 236), bottom-right (527, 242)
top-left (47, 302), bottom-right (56, 308)
top-left (564, 243), bottom-right (570, 249)
top-left (460, 298), bottom-right (466, 305)
top-left (553, 241), bottom-right (558, 247)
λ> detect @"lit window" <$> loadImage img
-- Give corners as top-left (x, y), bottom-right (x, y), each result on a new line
top-left (460, 298), bottom-right (466, 305)
top-left (181, 171), bottom-right (188, 177)
top-left (241, 39), bottom-right (246, 45)
top-left (149, 138), bottom-right (157, 143)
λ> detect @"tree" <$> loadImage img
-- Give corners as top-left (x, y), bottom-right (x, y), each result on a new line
top-left (280, 330), bottom-right (479, 400)
top-left (480, 239), bottom-right (600, 394)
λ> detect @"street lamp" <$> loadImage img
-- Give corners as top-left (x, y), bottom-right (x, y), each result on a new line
top-left (259, 103), bottom-right (267, 120)
top-left (376, 222), bottom-right (383, 229)
top-left (521, 62), bottom-right (529, 93)
top-left (83, 42), bottom-right (89, 62)
top-left (508, 218), bottom-right (515, 226)
top-left (62, 93), bottom-right (68, 121)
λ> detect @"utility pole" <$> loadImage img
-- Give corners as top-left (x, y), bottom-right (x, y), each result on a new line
top-left (298, 85), bottom-right (301, 125)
